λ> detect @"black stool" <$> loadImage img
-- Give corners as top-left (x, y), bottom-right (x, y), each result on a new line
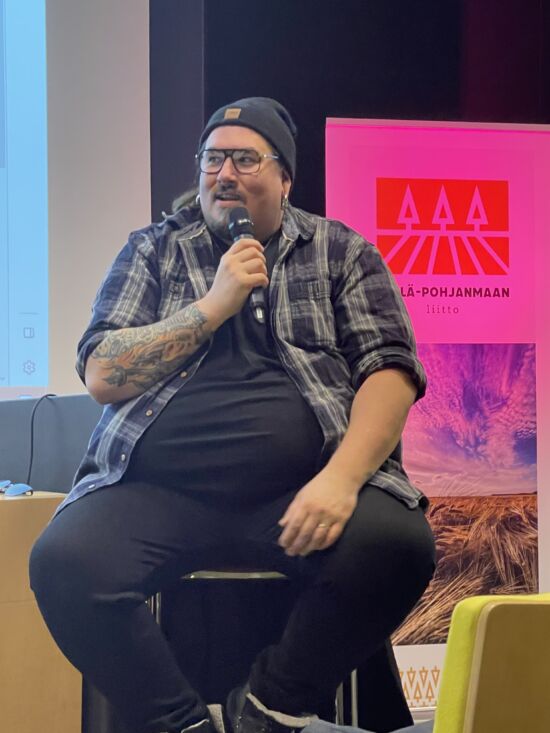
top-left (82, 570), bottom-right (359, 733)
top-left (154, 570), bottom-right (358, 724)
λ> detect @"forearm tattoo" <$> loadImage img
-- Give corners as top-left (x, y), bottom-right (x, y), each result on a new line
top-left (91, 304), bottom-right (210, 390)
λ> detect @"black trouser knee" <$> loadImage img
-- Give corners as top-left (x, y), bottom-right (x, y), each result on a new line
top-left (249, 486), bottom-right (436, 720)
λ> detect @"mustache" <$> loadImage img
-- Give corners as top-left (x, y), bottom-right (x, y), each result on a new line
top-left (214, 188), bottom-right (244, 201)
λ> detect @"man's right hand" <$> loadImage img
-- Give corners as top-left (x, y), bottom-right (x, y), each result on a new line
top-left (198, 238), bottom-right (268, 327)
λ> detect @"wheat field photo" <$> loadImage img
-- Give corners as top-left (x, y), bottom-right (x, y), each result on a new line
top-left (393, 494), bottom-right (537, 645)
top-left (395, 343), bottom-right (538, 645)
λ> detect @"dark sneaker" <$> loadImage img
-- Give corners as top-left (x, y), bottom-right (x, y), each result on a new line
top-left (226, 684), bottom-right (316, 733)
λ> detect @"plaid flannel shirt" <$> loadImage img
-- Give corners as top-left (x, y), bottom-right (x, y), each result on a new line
top-left (56, 205), bottom-right (427, 515)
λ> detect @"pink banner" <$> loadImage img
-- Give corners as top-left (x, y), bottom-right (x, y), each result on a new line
top-left (326, 118), bottom-right (550, 709)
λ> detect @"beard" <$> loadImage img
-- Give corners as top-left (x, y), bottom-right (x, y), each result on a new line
top-left (202, 205), bottom-right (235, 244)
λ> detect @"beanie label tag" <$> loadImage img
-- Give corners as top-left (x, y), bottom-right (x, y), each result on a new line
top-left (224, 108), bottom-right (242, 120)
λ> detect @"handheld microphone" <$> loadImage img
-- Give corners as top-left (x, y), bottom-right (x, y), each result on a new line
top-left (228, 206), bottom-right (266, 324)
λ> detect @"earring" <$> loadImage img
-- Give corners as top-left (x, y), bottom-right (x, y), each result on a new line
top-left (195, 194), bottom-right (201, 205)
top-left (281, 194), bottom-right (289, 210)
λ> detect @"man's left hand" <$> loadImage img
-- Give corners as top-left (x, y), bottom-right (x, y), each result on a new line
top-left (278, 468), bottom-right (360, 557)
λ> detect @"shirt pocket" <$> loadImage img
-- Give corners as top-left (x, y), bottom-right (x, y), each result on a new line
top-left (285, 279), bottom-right (337, 349)
top-left (157, 279), bottom-right (197, 319)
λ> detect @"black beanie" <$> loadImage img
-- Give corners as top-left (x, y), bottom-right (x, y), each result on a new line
top-left (198, 97), bottom-right (297, 181)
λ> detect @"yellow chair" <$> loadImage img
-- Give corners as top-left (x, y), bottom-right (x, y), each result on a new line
top-left (431, 592), bottom-right (550, 733)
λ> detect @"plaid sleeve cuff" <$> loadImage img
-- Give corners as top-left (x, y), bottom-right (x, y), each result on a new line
top-left (75, 330), bottom-right (109, 383)
top-left (352, 347), bottom-right (427, 400)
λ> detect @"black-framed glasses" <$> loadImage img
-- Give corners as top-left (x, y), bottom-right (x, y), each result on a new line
top-left (196, 148), bottom-right (279, 174)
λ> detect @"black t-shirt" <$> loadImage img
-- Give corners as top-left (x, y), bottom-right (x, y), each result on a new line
top-left (124, 234), bottom-right (324, 505)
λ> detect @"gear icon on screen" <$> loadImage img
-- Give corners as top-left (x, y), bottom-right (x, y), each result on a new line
top-left (23, 360), bottom-right (36, 375)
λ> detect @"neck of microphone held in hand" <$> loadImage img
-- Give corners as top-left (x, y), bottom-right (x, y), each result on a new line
top-left (228, 207), bottom-right (266, 324)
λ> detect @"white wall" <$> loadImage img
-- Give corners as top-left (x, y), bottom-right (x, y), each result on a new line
top-left (47, 0), bottom-right (151, 395)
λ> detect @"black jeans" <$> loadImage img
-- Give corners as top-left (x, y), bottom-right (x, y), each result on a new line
top-left (29, 482), bottom-right (435, 733)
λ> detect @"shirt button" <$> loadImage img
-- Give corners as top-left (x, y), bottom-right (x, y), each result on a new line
top-left (89, 483), bottom-right (96, 489)
top-left (180, 370), bottom-right (188, 378)
top-left (121, 453), bottom-right (127, 462)
top-left (145, 409), bottom-right (153, 417)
